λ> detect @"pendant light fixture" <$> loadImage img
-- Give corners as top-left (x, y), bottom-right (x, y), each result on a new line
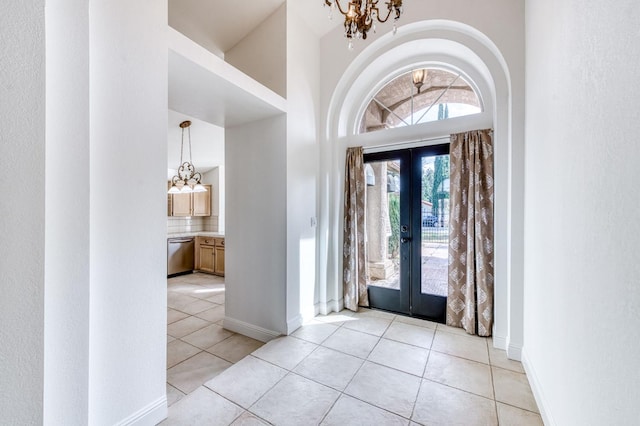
top-left (324, 0), bottom-right (403, 49)
top-left (168, 120), bottom-right (206, 194)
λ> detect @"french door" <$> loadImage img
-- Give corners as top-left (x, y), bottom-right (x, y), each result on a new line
top-left (364, 144), bottom-right (450, 322)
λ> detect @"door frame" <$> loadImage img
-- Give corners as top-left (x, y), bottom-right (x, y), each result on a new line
top-left (364, 143), bottom-right (450, 322)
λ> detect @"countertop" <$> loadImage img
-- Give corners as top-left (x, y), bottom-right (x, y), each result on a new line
top-left (167, 232), bottom-right (225, 239)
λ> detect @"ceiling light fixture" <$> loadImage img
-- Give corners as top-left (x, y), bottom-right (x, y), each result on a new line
top-left (412, 69), bottom-right (427, 93)
top-left (324, 0), bottom-right (403, 49)
top-left (168, 120), bottom-right (206, 194)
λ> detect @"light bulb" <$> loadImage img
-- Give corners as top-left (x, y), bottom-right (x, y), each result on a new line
top-left (192, 184), bottom-right (207, 193)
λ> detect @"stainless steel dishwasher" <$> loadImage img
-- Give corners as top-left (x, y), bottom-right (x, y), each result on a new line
top-left (167, 237), bottom-right (195, 277)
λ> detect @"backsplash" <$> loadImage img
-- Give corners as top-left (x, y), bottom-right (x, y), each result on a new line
top-left (167, 216), bottom-right (218, 234)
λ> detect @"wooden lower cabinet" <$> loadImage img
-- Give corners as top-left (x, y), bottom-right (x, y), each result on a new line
top-left (195, 236), bottom-right (224, 276)
top-left (199, 244), bottom-right (215, 273)
top-left (214, 246), bottom-right (225, 276)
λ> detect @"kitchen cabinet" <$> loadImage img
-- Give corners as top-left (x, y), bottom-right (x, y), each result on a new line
top-left (168, 184), bottom-right (211, 217)
top-left (198, 243), bottom-right (215, 273)
top-left (195, 236), bottom-right (224, 276)
top-left (192, 189), bottom-right (211, 216)
top-left (214, 240), bottom-right (225, 276)
top-left (171, 192), bottom-right (192, 216)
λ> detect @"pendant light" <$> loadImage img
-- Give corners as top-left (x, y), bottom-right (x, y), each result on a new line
top-left (168, 121), bottom-right (206, 194)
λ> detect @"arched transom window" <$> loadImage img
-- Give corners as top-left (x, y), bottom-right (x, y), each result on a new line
top-left (359, 68), bottom-right (482, 133)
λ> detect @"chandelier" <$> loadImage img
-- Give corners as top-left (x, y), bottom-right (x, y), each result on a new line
top-left (168, 120), bottom-right (206, 194)
top-left (324, 0), bottom-right (403, 48)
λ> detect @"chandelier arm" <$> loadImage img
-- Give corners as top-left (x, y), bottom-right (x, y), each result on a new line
top-left (375, 6), bottom-right (393, 23)
top-left (330, 0), bottom-right (349, 16)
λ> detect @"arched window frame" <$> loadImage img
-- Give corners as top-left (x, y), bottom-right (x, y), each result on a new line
top-left (355, 63), bottom-right (486, 135)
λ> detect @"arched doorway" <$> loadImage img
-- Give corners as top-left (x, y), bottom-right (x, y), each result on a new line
top-left (319, 20), bottom-right (524, 359)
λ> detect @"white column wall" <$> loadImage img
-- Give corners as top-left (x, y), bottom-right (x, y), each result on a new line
top-left (224, 115), bottom-right (288, 339)
top-left (0, 1), bottom-right (46, 424)
top-left (88, 0), bottom-right (168, 424)
top-left (524, 0), bottom-right (640, 424)
top-left (286, 4), bottom-right (321, 329)
top-left (44, 1), bottom-right (90, 424)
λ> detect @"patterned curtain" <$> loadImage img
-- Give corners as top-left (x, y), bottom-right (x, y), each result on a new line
top-left (447, 129), bottom-right (494, 336)
top-left (343, 147), bottom-right (369, 311)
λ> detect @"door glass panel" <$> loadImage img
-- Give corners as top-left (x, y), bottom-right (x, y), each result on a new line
top-left (365, 160), bottom-right (401, 290)
top-left (421, 154), bottom-right (450, 297)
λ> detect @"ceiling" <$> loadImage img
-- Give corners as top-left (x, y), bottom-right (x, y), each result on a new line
top-left (168, 0), bottom-right (340, 56)
top-left (167, 1), bottom-right (342, 171)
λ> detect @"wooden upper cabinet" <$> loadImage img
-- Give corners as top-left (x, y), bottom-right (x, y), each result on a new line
top-left (192, 185), bottom-right (212, 216)
top-left (171, 192), bottom-right (192, 217)
top-left (168, 184), bottom-right (211, 217)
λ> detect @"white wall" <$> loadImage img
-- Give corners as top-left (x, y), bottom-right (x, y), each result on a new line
top-left (318, 0), bottom-right (525, 354)
top-left (225, 4), bottom-right (287, 98)
top-left (225, 115), bottom-right (288, 339)
top-left (88, 0), bottom-right (168, 424)
top-left (286, 4), bottom-right (321, 328)
top-left (523, 1), bottom-right (640, 424)
top-left (0, 1), bottom-right (46, 423)
top-left (44, 1), bottom-right (90, 424)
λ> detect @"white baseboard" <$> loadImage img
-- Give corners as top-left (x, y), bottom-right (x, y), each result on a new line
top-left (507, 342), bottom-right (522, 361)
top-left (223, 316), bottom-right (281, 343)
top-left (286, 314), bottom-right (303, 335)
top-left (521, 347), bottom-right (555, 426)
top-left (315, 299), bottom-right (341, 315)
top-left (115, 395), bottom-right (167, 426)
top-left (492, 334), bottom-right (508, 351)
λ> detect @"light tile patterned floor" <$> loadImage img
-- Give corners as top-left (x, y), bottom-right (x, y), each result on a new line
top-left (165, 274), bottom-right (542, 425)
top-left (166, 273), bottom-right (265, 403)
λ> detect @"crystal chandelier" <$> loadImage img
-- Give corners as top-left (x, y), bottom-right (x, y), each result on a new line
top-left (168, 120), bottom-right (206, 194)
top-left (324, 0), bottom-right (403, 48)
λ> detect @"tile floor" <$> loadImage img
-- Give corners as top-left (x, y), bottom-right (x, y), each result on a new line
top-left (165, 278), bottom-right (542, 426)
top-left (166, 273), bottom-right (265, 405)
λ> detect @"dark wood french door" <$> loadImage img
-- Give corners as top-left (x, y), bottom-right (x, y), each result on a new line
top-left (364, 144), bottom-right (450, 322)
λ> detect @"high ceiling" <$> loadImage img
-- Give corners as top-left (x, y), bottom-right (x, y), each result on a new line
top-left (168, 0), bottom-right (340, 57)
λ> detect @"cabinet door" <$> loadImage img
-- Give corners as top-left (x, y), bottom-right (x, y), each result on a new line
top-left (192, 185), bottom-right (211, 217)
top-left (214, 247), bottom-right (225, 276)
top-left (171, 192), bottom-right (192, 217)
top-left (199, 245), bottom-right (215, 273)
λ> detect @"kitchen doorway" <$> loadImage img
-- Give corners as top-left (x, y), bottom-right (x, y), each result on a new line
top-left (364, 144), bottom-right (450, 322)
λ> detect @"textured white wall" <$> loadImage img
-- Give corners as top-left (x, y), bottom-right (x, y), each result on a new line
top-left (225, 4), bottom-right (287, 98)
top-left (0, 1), bottom-right (46, 424)
top-left (524, 0), bottom-right (640, 424)
top-left (44, 1), bottom-right (90, 424)
top-left (225, 115), bottom-right (287, 337)
top-left (286, 3), bottom-right (321, 328)
top-left (88, 0), bottom-right (168, 424)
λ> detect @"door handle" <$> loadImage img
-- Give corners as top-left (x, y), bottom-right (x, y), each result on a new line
top-left (401, 237), bottom-right (411, 243)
